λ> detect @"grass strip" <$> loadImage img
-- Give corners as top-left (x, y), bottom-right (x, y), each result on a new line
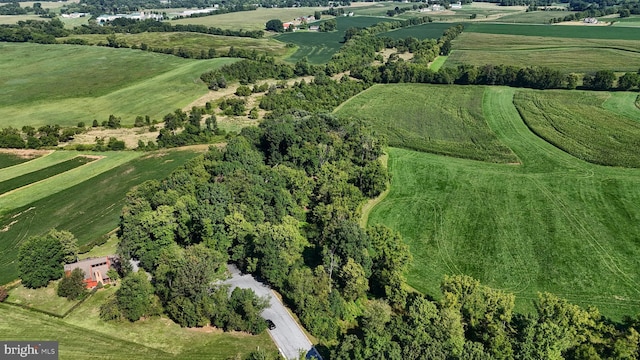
top-left (0, 157), bottom-right (95, 195)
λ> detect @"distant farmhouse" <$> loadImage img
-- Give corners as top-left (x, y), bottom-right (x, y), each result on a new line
top-left (450, 1), bottom-right (462, 9)
top-left (583, 17), bottom-right (598, 24)
top-left (64, 256), bottom-right (118, 289)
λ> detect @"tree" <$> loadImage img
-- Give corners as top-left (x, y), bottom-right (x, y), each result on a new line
top-left (584, 70), bottom-right (616, 90)
top-left (617, 72), bottom-right (640, 90)
top-left (314, 11), bottom-right (321, 20)
top-left (265, 19), bottom-right (284, 33)
top-left (57, 268), bottom-right (86, 300)
top-left (18, 234), bottom-right (64, 288)
top-left (47, 229), bottom-right (78, 264)
top-left (106, 268), bottom-right (120, 285)
top-left (339, 257), bottom-right (369, 301)
top-left (116, 271), bottom-right (156, 321)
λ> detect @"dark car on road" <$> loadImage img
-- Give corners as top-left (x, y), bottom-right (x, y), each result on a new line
top-left (266, 319), bottom-right (276, 330)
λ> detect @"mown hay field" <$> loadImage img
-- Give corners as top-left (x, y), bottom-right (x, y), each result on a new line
top-left (0, 43), bottom-right (237, 127)
top-left (364, 85), bottom-right (640, 319)
top-left (335, 84), bottom-right (518, 163)
top-left (62, 32), bottom-right (289, 58)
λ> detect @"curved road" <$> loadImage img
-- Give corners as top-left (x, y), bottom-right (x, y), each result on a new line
top-left (224, 265), bottom-right (315, 360)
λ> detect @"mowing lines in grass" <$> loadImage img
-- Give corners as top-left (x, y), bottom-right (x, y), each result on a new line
top-left (335, 83), bottom-right (518, 163)
top-left (0, 151), bottom-right (75, 182)
top-left (0, 156), bottom-right (95, 195)
top-left (0, 153), bottom-right (34, 169)
top-left (514, 89), bottom-right (640, 168)
top-left (0, 151), bottom-right (142, 214)
top-left (602, 92), bottom-right (640, 122)
top-left (0, 43), bottom-right (237, 127)
top-left (465, 22), bottom-right (640, 40)
top-left (429, 56), bottom-right (447, 71)
top-left (367, 86), bottom-right (640, 319)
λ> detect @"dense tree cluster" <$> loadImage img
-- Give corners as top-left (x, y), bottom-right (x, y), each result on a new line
top-left (333, 274), bottom-right (640, 359)
top-left (200, 59), bottom-right (298, 88)
top-left (117, 112), bottom-right (394, 340)
top-left (57, 268), bottom-right (86, 300)
top-left (0, 18), bottom-right (68, 43)
top-left (156, 108), bottom-right (220, 148)
top-left (18, 229), bottom-right (79, 288)
top-left (259, 75), bottom-right (370, 117)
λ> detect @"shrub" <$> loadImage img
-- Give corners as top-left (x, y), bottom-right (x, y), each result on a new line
top-left (0, 286), bottom-right (7, 302)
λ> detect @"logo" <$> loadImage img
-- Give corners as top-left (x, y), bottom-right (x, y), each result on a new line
top-left (1, 342), bottom-right (58, 359)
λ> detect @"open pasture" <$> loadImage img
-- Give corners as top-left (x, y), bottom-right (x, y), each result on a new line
top-left (610, 15), bottom-right (640, 27)
top-left (63, 32), bottom-right (289, 58)
top-left (0, 14), bottom-right (42, 24)
top-left (367, 86), bottom-right (640, 319)
top-left (278, 16), bottom-right (390, 63)
top-left (0, 43), bottom-right (236, 128)
top-left (0, 288), bottom-right (276, 359)
top-left (378, 22), bottom-right (462, 40)
top-left (0, 156), bottom-right (95, 195)
top-left (0, 148), bottom-right (202, 285)
top-left (495, 9), bottom-right (577, 24)
top-left (465, 22), bottom-right (640, 40)
top-left (0, 152), bottom-right (40, 169)
top-left (446, 32), bottom-right (640, 72)
top-left (335, 84), bottom-right (517, 163)
top-left (170, 7), bottom-right (328, 31)
top-left (514, 89), bottom-right (640, 168)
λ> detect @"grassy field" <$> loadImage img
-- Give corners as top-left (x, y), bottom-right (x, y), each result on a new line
top-left (170, 7), bottom-right (328, 31)
top-left (62, 32), bottom-right (289, 58)
top-left (0, 43), bottom-right (237, 127)
top-left (446, 32), bottom-right (640, 72)
top-left (496, 10), bottom-right (577, 24)
top-left (278, 16), bottom-right (391, 63)
top-left (0, 14), bottom-right (42, 24)
top-left (464, 22), bottom-right (640, 40)
top-left (0, 156), bottom-right (95, 195)
top-left (367, 85), bottom-right (640, 319)
top-left (603, 92), bottom-right (640, 122)
top-left (0, 287), bottom-right (276, 359)
top-left (0, 148), bottom-right (203, 285)
top-left (0, 153), bottom-right (36, 169)
top-left (430, 55), bottom-right (447, 71)
top-left (377, 22), bottom-right (462, 40)
top-left (335, 84), bottom-right (517, 163)
top-left (514, 89), bottom-right (640, 168)
top-left (5, 282), bottom-right (80, 316)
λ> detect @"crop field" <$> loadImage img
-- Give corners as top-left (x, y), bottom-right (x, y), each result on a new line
top-left (335, 84), bottom-right (518, 163)
top-left (495, 10), bottom-right (577, 24)
top-left (366, 85), bottom-right (640, 319)
top-left (0, 148), bottom-right (203, 285)
top-left (63, 32), bottom-right (289, 58)
top-left (170, 7), bottom-right (328, 31)
top-left (0, 156), bottom-right (95, 195)
top-left (464, 22), bottom-right (640, 40)
top-left (446, 32), bottom-right (640, 72)
top-left (0, 287), bottom-right (276, 359)
top-left (378, 22), bottom-right (462, 40)
top-left (0, 43), bottom-right (237, 128)
top-left (278, 16), bottom-right (391, 63)
top-left (603, 92), bottom-right (640, 121)
top-left (610, 15), bottom-right (640, 27)
top-left (0, 153), bottom-right (37, 169)
top-left (514, 89), bottom-right (640, 168)
top-left (0, 14), bottom-right (42, 24)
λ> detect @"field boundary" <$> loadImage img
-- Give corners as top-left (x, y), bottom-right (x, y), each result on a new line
top-left (4, 287), bottom-right (97, 319)
top-left (359, 153), bottom-right (389, 228)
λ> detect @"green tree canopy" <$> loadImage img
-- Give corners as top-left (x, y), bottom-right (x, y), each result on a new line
top-left (265, 19), bottom-right (284, 32)
top-left (18, 234), bottom-right (64, 288)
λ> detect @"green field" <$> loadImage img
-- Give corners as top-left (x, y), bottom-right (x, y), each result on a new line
top-left (430, 55), bottom-right (447, 71)
top-left (377, 22), bottom-right (462, 40)
top-left (0, 287), bottom-right (276, 359)
top-left (366, 85), bottom-right (640, 319)
top-left (603, 92), bottom-right (640, 121)
top-left (170, 7), bottom-right (328, 31)
top-left (447, 32), bottom-right (640, 72)
top-left (278, 16), bottom-right (391, 63)
top-left (335, 84), bottom-right (517, 163)
top-left (0, 14), bottom-right (42, 24)
top-left (6, 282), bottom-right (80, 316)
top-left (514, 89), bottom-right (640, 168)
top-left (496, 10), bottom-right (578, 24)
top-left (0, 43), bottom-right (237, 127)
top-left (0, 156), bottom-right (95, 195)
top-left (465, 22), bottom-right (640, 40)
top-left (0, 153), bottom-right (36, 169)
top-left (62, 32), bottom-right (289, 58)
top-left (0, 149), bottom-right (202, 285)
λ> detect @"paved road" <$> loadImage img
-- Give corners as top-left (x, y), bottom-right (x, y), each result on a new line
top-left (224, 265), bottom-right (313, 360)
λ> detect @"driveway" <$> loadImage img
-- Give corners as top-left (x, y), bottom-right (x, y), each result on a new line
top-left (224, 265), bottom-right (314, 360)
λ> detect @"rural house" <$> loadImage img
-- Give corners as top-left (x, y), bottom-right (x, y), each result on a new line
top-left (63, 256), bottom-right (117, 289)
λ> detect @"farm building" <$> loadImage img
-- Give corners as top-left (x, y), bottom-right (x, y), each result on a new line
top-left (63, 256), bottom-right (117, 289)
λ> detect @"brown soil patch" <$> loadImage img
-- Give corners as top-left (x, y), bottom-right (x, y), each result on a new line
top-left (0, 149), bottom-right (53, 159)
top-left (1, 220), bottom-right (18, 232)
top-left (555, 20), bottom-right (610, 26)
top-left (64, 127), bottom-right (161, 150)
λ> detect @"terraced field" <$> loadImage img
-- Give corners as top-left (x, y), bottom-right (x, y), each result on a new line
top-left (0, 43), bottom-right (237, 127)
top-left (0, 152), bottom-right (38, 169)
top-left (0, 148), bottom-right (204, 284)
top-left (365, 85), bottom-right (640, 319)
